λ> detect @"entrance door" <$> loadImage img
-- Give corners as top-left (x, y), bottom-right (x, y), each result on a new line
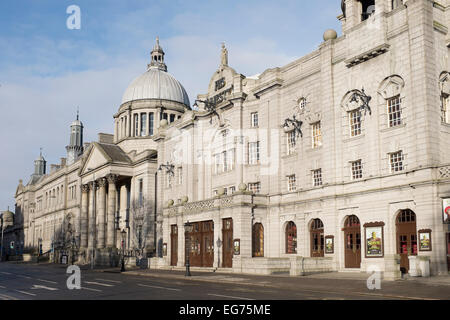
top-left (222, 218), bottom-right (233, 268)
top-left (201, 221), bottom-right (214, 267)
top-left (396, 210), bottom-right (417, 273)
top-left (187, 221), bottom-right (214, 268)
top-left (170, 225), bottom-right (178, 266)
top-left (343, 215), bottom-right (361, 268)
top-left (310, 219), bottom-right (324, 257)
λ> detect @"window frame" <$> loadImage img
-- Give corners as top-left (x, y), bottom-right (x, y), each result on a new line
top-left (387, 95), bottom-right (402, 128)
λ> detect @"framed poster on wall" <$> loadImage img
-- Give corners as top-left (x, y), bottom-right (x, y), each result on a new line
top-left (443, 198), bottom-right (450, 224)
top-left (364, 222), bottom-right (385, 258)
top-left (233, 239), bottom-right (240, 255)
top-left (163, 243), bottom-right (167, 256)
top-left (418, 229), bottom-right (432, 251)
top-left (325, 236), bottom-right (334, 254)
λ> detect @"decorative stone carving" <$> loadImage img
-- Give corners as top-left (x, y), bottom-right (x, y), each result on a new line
top-left (97, 178), bottom-right (107, 188)
top-left (81, 184), bottom-right (90, 194)
top-left (238, 183), bottom-right (247, 192)
top-left (106, 174), bottom-right (119, 184)
top-left (377, 75), bottom-right (405, 100)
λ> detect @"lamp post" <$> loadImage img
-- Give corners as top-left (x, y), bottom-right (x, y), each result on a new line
top-left (120, 229), bottom-right (126, 272)
top-left (184, 221), bottom-right (193, 277)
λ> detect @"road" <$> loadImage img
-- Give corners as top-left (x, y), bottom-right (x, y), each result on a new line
top-left (0, 262), bottom-right (449, 300)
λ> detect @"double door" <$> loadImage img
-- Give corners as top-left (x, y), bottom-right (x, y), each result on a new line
top-left (397, 224), bottom-right (417, 273)
top-left (170, 225), bottom-right (178, 267)
top-left (344, 228), bottom-right (361, 268)
top-left (188, 221), bottom-right (214, 268)
top-left (222, 218), bottom-right (233, 268)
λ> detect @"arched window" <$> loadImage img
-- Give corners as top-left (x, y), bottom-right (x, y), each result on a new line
top-left (310, 219), bottom-right (324, 257)
top-left (252, 223), bottom-right (264, 257)
top-left (285, 222), bottom-right (297, 254)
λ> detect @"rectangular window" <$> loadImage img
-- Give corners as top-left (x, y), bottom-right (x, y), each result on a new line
top-left (312, 169), bottom-right (322, 187)
top-left (163, 113), bottom-right (168, 120)
top-left (312, 122), bottom-right (322, 149)
top-left (251, 112), bottom-right (259, 128)
top-left (287, 131), bottom-right (297, 155)
top-left (140, 113), bottom-right (147, 136)
top-left (227, 149), bottom-right (235, 171)
top-left (287, 175), bottom-right (297, 192)
top-left (215, 153), bottom-right (222, 174)
top-left (177, 167), bottom-right (183, 185)
top-left (248, 142), bottom-right (260, 165)
top-left (442, 95), bottom-right (449, 124)
top-left (349, 109), bottom-right (362, 137)
top-left (134, 114), bottom-right (139, 137)
top-left (170, 114), bottom-right (176, 123)
top-left (138, 179), bottom-right (143, 205)
top-left (351, 160), bottom-right (363, 180)
top-left (229, 186), bottom-right (236, 194)
top-left (387, 96), bottom-right (402, 127)
top-left (222, 151), bottom-right (228, 172)
top-left (248, 182), bottom-right (261, 194)
top-left (390, 151), bottom-right (404, 173)
top-left (149, 112), bottom-right (154, 136)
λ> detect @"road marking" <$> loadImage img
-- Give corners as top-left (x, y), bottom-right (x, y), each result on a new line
top-left (84, 281), bottom-right (114, 287)
top-left (81, 287), bottom-right (102, 292)
top-left (138, 283), bottom-right (181, 292)
top-left (95, 278), bottom-right (122, 284)
top-left (1, 272), bottom-right (12, 275)
top-left (18, 275), bottom-right (33, 280)
top-left (15, 290), bottom-right (37, 297)
top-left (207, 293), bottom-right (255, 300)
top-left (0, 285), bottom-right (6, 289)
top-left (31, 285), bottom-right (59, 291)
top-left (36, 279), bottom-right (58, 285)
top-left (0, 293), bottom-right (18, 300)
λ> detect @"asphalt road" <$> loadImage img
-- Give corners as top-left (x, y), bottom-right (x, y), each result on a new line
top-left (0, 262), bottom-right (448, 300)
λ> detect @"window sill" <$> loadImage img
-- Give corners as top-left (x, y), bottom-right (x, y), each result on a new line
top-left (343, 134), bottom-right (365, 143)
top-left (380, 123), bottom-right (406, 133)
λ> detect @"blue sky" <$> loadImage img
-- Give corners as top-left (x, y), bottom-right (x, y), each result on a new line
top-left (0, 0), bottom-right (341, 211)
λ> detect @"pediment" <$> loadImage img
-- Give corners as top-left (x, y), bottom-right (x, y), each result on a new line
top-left (79, 143), bottom-right (110, 175)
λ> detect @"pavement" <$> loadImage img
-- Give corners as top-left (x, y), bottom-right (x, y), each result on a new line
top-left (0, 261), bottom-right (449, 300)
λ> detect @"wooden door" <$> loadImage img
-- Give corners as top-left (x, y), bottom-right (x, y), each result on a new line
top-left (201, 221), bottom-right (214, 267)
top-left (310, 219), bottom-right (324, 257)
top-left (170, 225), bottom-right (178, 266)
top-left (343, 216), bottom-right (361, 268)
top-left (222, 218), bottom-right (233, 268)
top-left (396, 210), bottom-right (417, 273)
top-left (189, 222), bottom-right (202, 267)
top-left (252, 223), bottom-right (264, 257)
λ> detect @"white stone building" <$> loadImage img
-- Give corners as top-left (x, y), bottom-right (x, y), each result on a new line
top-left (14, 0), bottom-right (450, 276)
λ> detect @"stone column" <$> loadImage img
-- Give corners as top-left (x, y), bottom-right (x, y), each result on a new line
top-left (97, 178), bottom-right (107, 249)
top-left (88, 181), bottom-right (97, 250)
top-left (106, 174), bottom-right (118, 248)
top-left (80, 184), bottom-right (90, 248)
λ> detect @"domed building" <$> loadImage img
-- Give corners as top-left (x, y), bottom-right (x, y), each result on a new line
top-left (12, 0), bottom-right (450, 277)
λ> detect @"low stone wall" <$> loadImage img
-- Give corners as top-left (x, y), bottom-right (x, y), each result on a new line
top-left (238, 257), bottom-right (291, 275)
top-left (290, 257), bottom-right (334, 276)
top-left (148, 257), bottom-right (169, 269)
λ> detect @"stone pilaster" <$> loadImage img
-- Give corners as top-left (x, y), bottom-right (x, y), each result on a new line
top-left (97, 178), bottom-right (107, 249)
top-left (88, 181), bottom-right (97, 250)
top-left (80, 184), bottom-right (89, 248)
top-left (107, 174), bottom-right (118, 248)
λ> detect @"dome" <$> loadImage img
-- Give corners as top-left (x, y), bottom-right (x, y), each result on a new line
top-left (121, 66), bottom-right (190, 107)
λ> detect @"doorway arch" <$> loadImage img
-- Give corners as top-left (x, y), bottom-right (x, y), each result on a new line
top-left (310, 219), bottom-right (324, 257)
top-left (343, 215), bottom-right (361, 268)
top-left (285, 221), bottom-right (297, 254)
top-left (252, 223), bottom-right (264, 257)
top-left (396, 209), bottom-right (417, 273)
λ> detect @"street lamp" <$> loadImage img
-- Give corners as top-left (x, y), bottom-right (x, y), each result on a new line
top-left (184, 221), bottom-right (193, 277)
top-left (120, 229), bottom-right (127, 272)
top-left (158, 162), bottom-right (175, 177)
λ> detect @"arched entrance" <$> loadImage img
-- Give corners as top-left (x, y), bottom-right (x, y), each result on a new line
top-left (285, 222), bottom-right (297, 254)
top-left (396, 210), bottom-right (417, 273)
top-left (252, 223), bottom-right (264, 257)
top-left (170, 225), bottom-right (178, 266)
top-left (343, 215), bottom-right (361, 268)
top-left (310, 219), bottom-right (324, 257)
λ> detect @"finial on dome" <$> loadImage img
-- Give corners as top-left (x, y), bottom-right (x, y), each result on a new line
top-left (221, 42), bottom-right (228, 67)
top-left (76, 107), bottom-right (79, 121)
